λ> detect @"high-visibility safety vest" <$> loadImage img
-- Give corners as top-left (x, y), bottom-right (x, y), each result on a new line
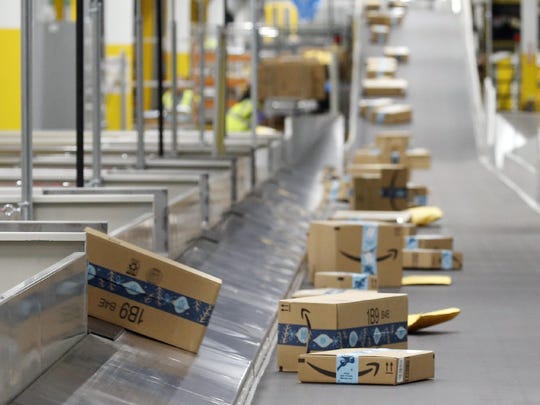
top-left (226, 99), bottom-right (253, 132)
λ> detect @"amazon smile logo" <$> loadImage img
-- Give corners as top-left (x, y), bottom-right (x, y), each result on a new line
top-left (307, 361), bottom-right (380, 378)
top-left (340, 248), bottom-right (398, 263)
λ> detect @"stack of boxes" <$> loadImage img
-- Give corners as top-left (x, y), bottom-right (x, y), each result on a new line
top-left (280, 7), bottom-right (462, 386)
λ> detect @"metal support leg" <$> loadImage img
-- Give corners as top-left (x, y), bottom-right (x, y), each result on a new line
top-left (91, 1), bottom-right (103, 186)
top-left (135, 0), bottom-right (145, 169)
top-left (76, 0), bottom-right (85, 187)
top-left (329, 50), bottom-right (340, 115)
top-left (250, 0), bottom-right (259, 148)
top-left (198, 0), bottom-right (206, 144)
top-left (119, 51), bottom-right (127, 130)
top-left (231, 157), bottom-right (238, 204)
top-left (199, 173), bottom-right (210, 228)
top-left (21, 0), bottom-right (33, 220)
top-left (170, 0), bottom-right (178, 156)
top-left (250, 146), bottom-right (257, 189)
top-left (157, 0), bottom-right (164, 156)
top-left (213, 25), bottom-right (227, 157)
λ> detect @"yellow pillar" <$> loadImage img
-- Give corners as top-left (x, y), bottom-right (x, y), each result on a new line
top-left (0, 29), bottom-right (21, 130)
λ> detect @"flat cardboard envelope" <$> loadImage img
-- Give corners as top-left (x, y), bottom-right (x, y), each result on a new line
top-left (407, 206), bottom-right (443, 226)
top-left (402, 275), bottom-right (452, 286)
top-left (408, 307), bottom-right (461, 332)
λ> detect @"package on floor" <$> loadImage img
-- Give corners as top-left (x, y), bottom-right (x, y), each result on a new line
top-left (363, 78), bottom-right (407, 97)
top-left (307, 220), bottom-right (404, 287)
top-left (406, 148), bottom-right (431, 169)
top-left (258, 56), bottom-right (327, 100)
top-left (86, 228), bottom-right (222, 353)
top-left (278, 290), bottom-right (408, 371)
top-left (314, 271), bottom-right (379, 290)
top-left (403, 249), bottom-right (463, 270)
top-left (323, 177), bottom-right (351, 202)
top-left (366, 11), bottom-right (392, 26)
top-left (370, 24), bottom-right (390, 45)
top-left (370, 104), bottom-right (412, 124)
top-left (407, 184), bottom-right (429, 207)
top-left (351, 167), bottom-right (409, 211)
top-left (384, 46), bottom-right (410, 63)
top-left (298, 348), bottom-right (434, 385)
top-left (366, 57), bottom-right (398, 78)
top-left (348, 163), bottom-right (409, 181)
top-left (404, 235), bottom-right (453, 250)
top-left (365, 0), bottom-right (382, 11)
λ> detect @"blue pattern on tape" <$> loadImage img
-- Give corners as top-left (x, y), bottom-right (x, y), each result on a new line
top-left (87, 263), bottom-right (215, 326)
top-left (336, 354), bottom-right (359, 383)
top-left (376, 112), bottom-right (385, 124)
top-left (405, 236), bottom-right (418, 250)
top-left (361, 224), bottom-right (379, 275)
top-left (351, 273), bottom-right (370, 290)
top-left (441, 250), bottom-right (453, 270)
top-left (415, 195), bottom-right (428, 206)
top-left (278, 321), bottom-right (408, 349)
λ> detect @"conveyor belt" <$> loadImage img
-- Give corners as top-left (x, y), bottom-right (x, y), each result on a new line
top-left (253, 3), bottom-right (540, 403)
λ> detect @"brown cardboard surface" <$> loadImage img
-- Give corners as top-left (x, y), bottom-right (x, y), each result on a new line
top-left (351, 167), bottom-right (409, 211)
top-left (258, 56), bottom-right (327, 100)
top-left (384, 46), bottom-right (410, 63)
top-left (366, 11), bottom-right (392, 26)
top-left (86, 228), bottom-right (222, 353)
top-left (370, 104), bottom-right (412, 124)
top-left (404, 235), bottom-right (453, 250)
top-left (406, 148), bottom-right (432, 169)
top-left (359, 98), bottom-right (394, 118)
top-left (352, 147), bottom-right (383, 164)
top-left (402, 249), bottom-right (463, 270)
top-left (298, 348), bottom-right (434, 384)
top-left (375, 131), bottom-right (411, 153)
top-left (363, 78), bottom-right (407, 97)
top-left (307, 220), bottom-right (404, 287)
top-left (407, 184), bottom-right (429, 207)
top-left (278, 291), bottom-right (408, 372)
top-left (314, 272), bottom-right (378, 290)
top-left (291, 288), bottom-right (349, 299)
top-left (370, 25), bottom-right (390, 44)
top-left (330, 210), bottom-right (414, 226)
top-left (348, 163), bottom-right (408, 179)
top-left (365, 0), bottom-right (381, 11)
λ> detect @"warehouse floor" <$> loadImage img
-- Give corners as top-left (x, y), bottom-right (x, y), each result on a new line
top-left (253, 3), bottom-right (540, 404)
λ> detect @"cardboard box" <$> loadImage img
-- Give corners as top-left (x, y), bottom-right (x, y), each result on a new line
top-left (403, 249), bottom-right (463, 270)
top-left (404, 235), bottom-right (453, 250)
top-left (365, 0), bottom-right (382, 11)
top-left (366, 57), bottom-right (398, 78)
top-left (359, 98), bottom-right (394, 118)
top-left (323, 178), bottom-right (351, 202)
top-left (301, 46), bottom-right (352, 80)
top-left (330, 210), bottom-right (414, 229)
top-left (384, 46), bottom-right (410, 63)
top-left (292, 288), bottom-right (348, 299)
top-left (86, 228), bottom-right (222, 353)
top-left (370, 104), bottom-right (412, 124)
top-left (278, 290), bottom-right (408, 371)
top-left (314, 272), bottom-right (378, 291)
top-left (366, 11), bottom-right (392, 26)
top-left (353, 147), bottom-right (383, 163)
top-left (307, 220), bottom-right (404, 287)
top-left (375, 131), bottom-right (411, 154)
top-left (348, 163), bottom-right (409, 180)
top-left (407, 184), bottom-right (429, 207)
top-left (370, 25), bottom-right (390, 45)
top-left (351, 167), bottom-right (409, 211)
top-left (406, 148), bottom-right (432, 169)
top-left (389, 7), bottom-right (406, 25)
top-left (298, 348), bottom-right (434, 385)
top-left (258, 56), bottom-right (327, 100)
top-left (363, 78), bottom-right (407, 97)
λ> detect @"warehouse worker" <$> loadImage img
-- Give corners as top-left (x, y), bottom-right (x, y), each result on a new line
top-left (226, 88), bottom-right (256, 133)
top-left (163, 88), bottom-right (197, 122)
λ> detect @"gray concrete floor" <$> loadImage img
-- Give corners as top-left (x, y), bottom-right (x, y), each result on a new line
top-left (253, 3), bottom-right (540, 404)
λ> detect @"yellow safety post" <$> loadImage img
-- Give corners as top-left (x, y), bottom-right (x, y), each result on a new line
top-left (264, 1), bottom-right (299, 33)
top-left (520, 53), bottom-right (537, 111)
top-left (495, 56), bottom-right (513, 111)
top-left (520, 0), bottom-right (538, 111)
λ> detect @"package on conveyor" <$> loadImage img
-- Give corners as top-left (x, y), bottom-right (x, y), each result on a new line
top-left (366, 57), bottom-right (398, 78)
top-left (314, 271), bottom-right (379, 291)
top-left (376, 131), bottom-right (410, 157)
top-left (359, 98), bottom-right (394, 118)
top-left (86, 228), bottom-right (222, 353)
top-left (403, 249), bottom-right (463, 270)
top-left (257, 55), bottom-right (327, 100)
top-left (323, 176), bottom-right (351, 202)
top-left (353, 147), bottom-right (384, 164)
top-left (370, 104), bottom-right (412, 124)
top-left (348, 163), bottom-right (409, 180)
top-left (307, 220), bottom-right (404, 287)
top-left (407, 184), bottom-right (429, 207)
top-left (370, 24), bottom-right (390, 45)
top-left (363, 78), bottom-right (407, 97)
top-left (404, 235), bottom-right (453, 250)
top-left (298, 348), bottom-right (434, 385)
top-left (365, 0), bottom-right (382, 11)
top-left (384, 46), bottom-right (410, 63)
top-left (278, 290), bottom-right (408, 372)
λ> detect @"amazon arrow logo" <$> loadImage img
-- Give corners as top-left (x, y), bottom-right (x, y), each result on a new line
top-left (301, 308), bottom-right (313, 353)
top-left (340, 249), bottom-right (398, 263)
top-left (307, 361), bottom-right (380, 378)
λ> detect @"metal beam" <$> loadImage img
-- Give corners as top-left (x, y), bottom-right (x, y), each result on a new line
top-left (21, 0), bottom-right (33, 219)
top-left (76, 0), bottom-right (85, 187)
